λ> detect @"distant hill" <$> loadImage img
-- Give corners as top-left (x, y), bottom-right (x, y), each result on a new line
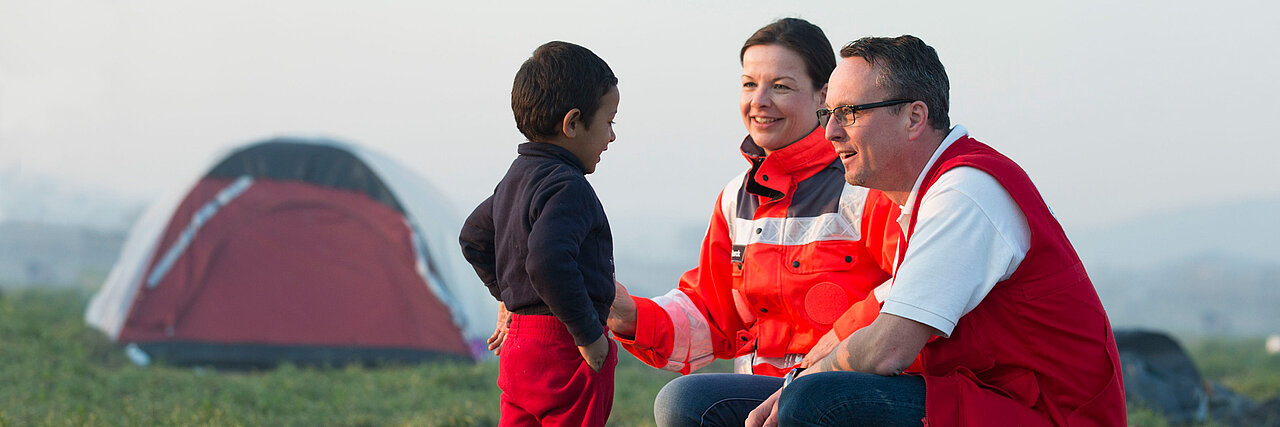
top-left (0, 169), bottom-right (139, 287)
top-left (0, 168), bottom-right (144, 232)
top-left (1091, 255), bottom-right (1279, 336)
top-left (0, 221), bottom-right (124, 287)
top-left (1071, 198), bottom-right (1280, 336)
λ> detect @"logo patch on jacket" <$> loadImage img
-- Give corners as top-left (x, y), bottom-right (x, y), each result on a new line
top-left (730, 245), bottom-right (746, 263)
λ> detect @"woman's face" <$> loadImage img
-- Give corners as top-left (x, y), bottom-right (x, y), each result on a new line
top-left (740, 44), bottom-right (826, 154)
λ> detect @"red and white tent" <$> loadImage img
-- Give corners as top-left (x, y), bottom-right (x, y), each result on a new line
top-left (86, 138), bottom-right (496, 367)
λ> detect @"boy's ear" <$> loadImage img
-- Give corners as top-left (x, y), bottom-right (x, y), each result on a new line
top-left (561, 108), bottom-right (583, 138)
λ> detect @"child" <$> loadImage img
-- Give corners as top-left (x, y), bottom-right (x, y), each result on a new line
top-left (459, 41), bottom-right (619, 427)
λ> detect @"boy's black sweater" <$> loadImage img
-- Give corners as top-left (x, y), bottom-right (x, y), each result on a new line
top-left (459, 142), bottom-right (615, 346)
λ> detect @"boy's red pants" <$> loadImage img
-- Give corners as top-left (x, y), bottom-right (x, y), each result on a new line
top-left (498, 313), bottom-right (616, 427)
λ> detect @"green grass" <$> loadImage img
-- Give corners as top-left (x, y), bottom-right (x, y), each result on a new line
top-left (0, 288), bottom-right (690, 426)
top-left (1185, 336), bottom-right (1280, 403)
top-left (1, 287), bottom-right (1276, 426)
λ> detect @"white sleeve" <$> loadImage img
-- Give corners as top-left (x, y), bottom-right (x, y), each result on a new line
top-left (881, 167), bottom-right (1030, 337)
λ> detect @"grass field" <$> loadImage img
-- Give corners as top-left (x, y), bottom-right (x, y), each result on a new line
top-left (2, 287), bottom-right (1277, 426)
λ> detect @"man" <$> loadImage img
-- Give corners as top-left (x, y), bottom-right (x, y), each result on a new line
top-left (746, 35), bottom-right (1126, 426)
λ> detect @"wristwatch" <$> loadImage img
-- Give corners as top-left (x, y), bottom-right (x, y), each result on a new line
top-left (782, 367), bottom-right (805, 389)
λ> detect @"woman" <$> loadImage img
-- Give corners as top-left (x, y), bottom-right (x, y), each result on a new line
top-left (606, 18), bottom-right (902, 426)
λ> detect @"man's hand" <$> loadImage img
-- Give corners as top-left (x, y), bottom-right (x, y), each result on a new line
top-left (606, 280), bottom-right (638, 338)
top-left (486, 302), bottom-right (512, 355)
top-left (745, 387), bottom-right (784, 427)
top-left (800, 329), bottom-right (841, 369)
top-left (811, 313), bottom-right (939, 375)
top-left (578, 332), bottom-right (611, 372)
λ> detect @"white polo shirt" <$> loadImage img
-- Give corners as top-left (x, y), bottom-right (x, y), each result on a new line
top-left (876, 125), bottom-right (1032, 337)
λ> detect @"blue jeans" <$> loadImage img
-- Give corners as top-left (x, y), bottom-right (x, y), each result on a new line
top-left (654, 373), bottom-right (783, 426)
top-left (777, 371), bottom-right (926, 426)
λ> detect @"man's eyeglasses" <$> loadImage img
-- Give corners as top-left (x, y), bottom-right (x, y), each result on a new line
top-left (817, 99), bottom-right (915, 128)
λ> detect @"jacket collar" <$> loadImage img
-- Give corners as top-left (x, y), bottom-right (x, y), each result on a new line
top-left (738, 126), bottom-right (837, 198)
top-left (518, 142), bottom-right (587, 174)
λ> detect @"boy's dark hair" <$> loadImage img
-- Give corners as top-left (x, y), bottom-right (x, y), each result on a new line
top-left (840, 35), bottom-right (951, 130)
top-left (740, 17), bottom-right (836, 91)
top-left (512, 41), bottom-right (618, 142)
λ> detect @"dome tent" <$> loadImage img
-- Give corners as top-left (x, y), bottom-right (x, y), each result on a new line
top-left (85, 138), bottom-right (497, 367)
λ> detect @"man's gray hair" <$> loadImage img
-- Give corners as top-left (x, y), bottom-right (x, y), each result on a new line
top-left (840, 35), bottom-right (950, 131)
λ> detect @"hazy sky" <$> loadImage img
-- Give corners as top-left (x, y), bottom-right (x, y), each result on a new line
top-left (3, 0), bottom-right (1278, 237)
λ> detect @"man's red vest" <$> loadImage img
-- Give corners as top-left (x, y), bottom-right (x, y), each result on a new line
top-left (901, 136), bottom-right (1126, 426)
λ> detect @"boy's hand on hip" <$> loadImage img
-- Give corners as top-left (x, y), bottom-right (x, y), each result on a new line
top-left (487, 302), bottom-right (512, 355)
top-left (578, 333), bottom-right (610, 372)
